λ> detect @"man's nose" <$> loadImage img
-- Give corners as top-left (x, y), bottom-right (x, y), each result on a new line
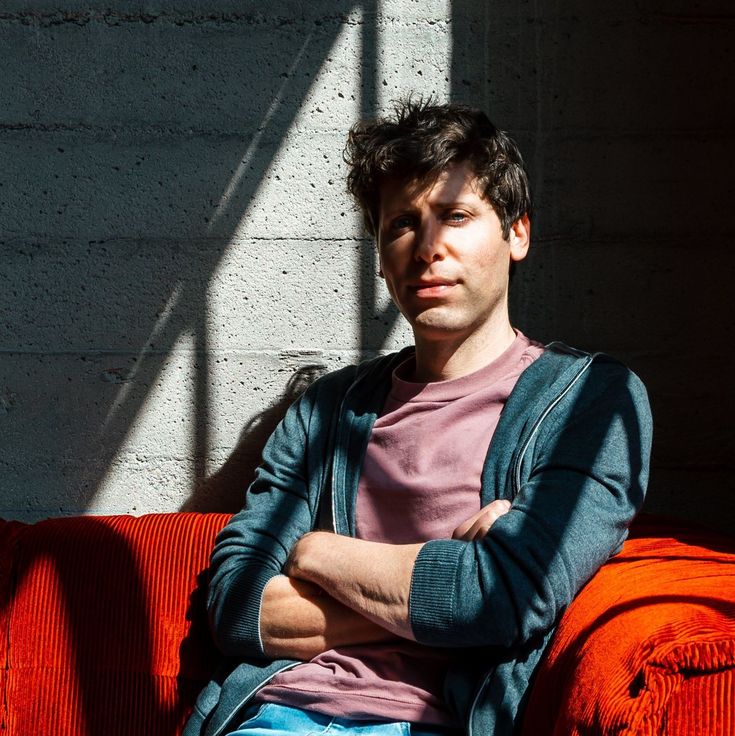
top-left (414, 218), bottom-right (446, 262)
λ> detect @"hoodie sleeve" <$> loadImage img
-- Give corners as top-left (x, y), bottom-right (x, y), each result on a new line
top-left (205, 374), bottom-right (337, 660)
top-left (409, 360), bottom-right (653, 649)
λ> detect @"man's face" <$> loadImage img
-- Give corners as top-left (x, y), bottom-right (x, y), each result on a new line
top-left (377, 161), bottom-right (530, 344)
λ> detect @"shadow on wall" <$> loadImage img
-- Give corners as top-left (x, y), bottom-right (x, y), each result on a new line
top-left (451, 0), bottom-right (735, 533)
top-left (0, 1), bottom-right (396, 521)
top-left (182, 364), bottom-right (327, 513)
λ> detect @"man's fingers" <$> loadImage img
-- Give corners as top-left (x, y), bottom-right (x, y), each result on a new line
top-left (451, 520), bottom-right (471, 540)
top-left (452, 499), bottom-right (511, 541)
top-left (469, 521), bottom-right (493, 542)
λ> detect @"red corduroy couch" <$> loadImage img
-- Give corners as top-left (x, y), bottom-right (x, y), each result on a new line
top-left (0, 512), bottom-right (733, 735)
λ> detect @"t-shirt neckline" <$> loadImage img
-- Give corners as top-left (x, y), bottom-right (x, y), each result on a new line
top-left (390, 330), bottom-right (534, 403)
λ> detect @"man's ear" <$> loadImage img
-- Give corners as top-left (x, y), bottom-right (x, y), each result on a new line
top-left (509, 214), bottom-right (531, 263)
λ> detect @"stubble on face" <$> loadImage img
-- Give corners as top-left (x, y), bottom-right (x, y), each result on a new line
top-left (376, 163), bottom-right (516, 346)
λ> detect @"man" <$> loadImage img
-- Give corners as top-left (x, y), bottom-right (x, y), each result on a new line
top-left (185, 99), bottom-right (652, 736)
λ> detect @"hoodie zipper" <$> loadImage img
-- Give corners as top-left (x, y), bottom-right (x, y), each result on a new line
top-left (329, 360), bottom-right (390, 536)
top-left (331, 385), bottom-right (355, 535)
top-left (211, 662), bottom-right (300, 736)
top-left (511, 352), bottom-right (598, 499)
top-left (467, 351), bottom-right (598, 735)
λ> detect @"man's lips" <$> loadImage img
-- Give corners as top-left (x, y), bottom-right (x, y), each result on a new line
top-left (409, 280), bottom-right (457, 297)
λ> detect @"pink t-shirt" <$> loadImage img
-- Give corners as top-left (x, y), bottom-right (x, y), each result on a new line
top-left (255, 332), bottom-right (545, 725)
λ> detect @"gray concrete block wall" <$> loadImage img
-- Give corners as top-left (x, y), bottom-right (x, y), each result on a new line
top-left (1, 2), bottom-right (446, 520)
top-left (451, 0), bottom-right (735, 533)
top-left (2, 1), bottom-right (734, 532)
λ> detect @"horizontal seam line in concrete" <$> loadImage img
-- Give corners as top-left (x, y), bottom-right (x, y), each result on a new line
top-left (0, 237), bottom-right (369, 245)
top-left (0, 124), bottom-right (358, 139)
top-left (529, 235), bottom-right (731, 246)
top-left (1, 124), bottom-right (733, 140)
top-left (0, 12), bottom-right (451, 27)
top-left (3, 236), bottom-right (730, 247)
top-left (2, 10), bottom-right (732, 25)
top-left (0, 349), bottom-right (394, 356)
top-left (643, 13), bottom-right (735, 23)
top-left (0, 12), bottom-right (363, 25)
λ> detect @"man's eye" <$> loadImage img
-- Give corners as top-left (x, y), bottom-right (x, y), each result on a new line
top-left (392, 215), bottom-right (415, 230)
top-left (446, 211), bottom-right (468, 223)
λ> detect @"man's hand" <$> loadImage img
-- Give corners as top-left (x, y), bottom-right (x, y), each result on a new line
top-left (452, 499), bottom-right (511, 541)
top-left (260, 574), bottom-right (396, 660)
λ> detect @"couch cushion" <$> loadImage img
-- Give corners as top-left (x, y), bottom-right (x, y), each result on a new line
top-left (4, 512), bottom-right (230, 736)
top-left (0, 519), bottom-right (26, 732)
top-left (520, 514), bottom-right (735, 736)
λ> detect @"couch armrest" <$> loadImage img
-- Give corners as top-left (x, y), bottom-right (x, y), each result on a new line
top-left (520, 514), bottom-right (735, 736)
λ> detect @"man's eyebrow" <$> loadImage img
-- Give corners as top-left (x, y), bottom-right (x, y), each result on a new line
top-left (380, 205), bottom-right (417, 220)
top-left (432, 198), bottom-right (473, 208)
top-left (384, 196), bottom-right (475, 214)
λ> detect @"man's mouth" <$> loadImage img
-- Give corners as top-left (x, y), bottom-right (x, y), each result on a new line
top-left (410, 280), bottom-right (457, 297)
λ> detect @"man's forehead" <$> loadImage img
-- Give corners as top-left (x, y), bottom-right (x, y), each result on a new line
top-left (379, 162), bottom-right (484, 209)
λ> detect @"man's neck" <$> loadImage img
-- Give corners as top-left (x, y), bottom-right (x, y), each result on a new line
top-left (411, 320), bottom-right (518, 383)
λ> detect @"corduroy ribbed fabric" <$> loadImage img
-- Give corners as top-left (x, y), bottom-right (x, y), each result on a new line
top-left (2, 512), bottom-right (229, 736)
top-left (519, 514), bottom-right (735, 736)
top-left (0, 519), bottom-right (24, 732)
top-left (665, 668), bottom-right (734, 735)
top-left (2, 511), bottom-right (732, 736)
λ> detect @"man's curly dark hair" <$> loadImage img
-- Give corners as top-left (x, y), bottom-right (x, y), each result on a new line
top-left (344, 97), bottom-right (532, 240)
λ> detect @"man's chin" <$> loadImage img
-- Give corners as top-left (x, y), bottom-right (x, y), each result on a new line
top-left (409, 311), bottom-right (466, 337)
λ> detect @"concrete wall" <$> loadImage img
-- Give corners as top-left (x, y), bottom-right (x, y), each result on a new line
top-left (1, 2), bottom-right (733, 532)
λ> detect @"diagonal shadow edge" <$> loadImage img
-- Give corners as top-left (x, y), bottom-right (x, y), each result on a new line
top-left (77, 8), bottom-right (363, 518)
top-left (360, 0), bottom-right (402, 355)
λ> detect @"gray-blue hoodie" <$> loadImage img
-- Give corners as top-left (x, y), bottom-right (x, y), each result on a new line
top-left (184, 342), bottom-right (652, 736)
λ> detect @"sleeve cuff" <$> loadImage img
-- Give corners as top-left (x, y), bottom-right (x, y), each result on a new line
top-left (218, 565), bottom-right (282, 658)
top-left (409, 538), bottom-right (466, 645)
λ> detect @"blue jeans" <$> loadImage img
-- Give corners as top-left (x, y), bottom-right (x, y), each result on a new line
top-left (229, 703), bottom-right (456, 736)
